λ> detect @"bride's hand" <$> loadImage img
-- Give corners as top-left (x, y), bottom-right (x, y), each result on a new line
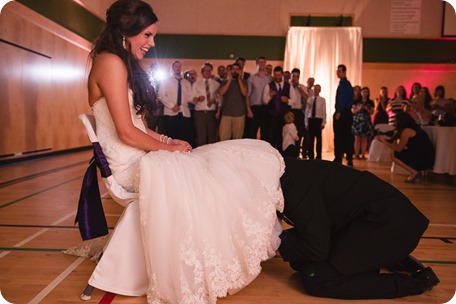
top-left (170, 139), bottom-right (192, 153)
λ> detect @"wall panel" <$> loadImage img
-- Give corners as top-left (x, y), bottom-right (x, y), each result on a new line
top-left (0, 2), bottom-right (91, 158)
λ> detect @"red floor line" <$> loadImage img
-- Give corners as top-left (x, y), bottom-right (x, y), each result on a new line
top-left (98, 292), bottom-right (116, 304)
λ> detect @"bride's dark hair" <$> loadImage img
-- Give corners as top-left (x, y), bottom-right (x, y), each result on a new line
top-left (90, 0), bottom-right (159, 116)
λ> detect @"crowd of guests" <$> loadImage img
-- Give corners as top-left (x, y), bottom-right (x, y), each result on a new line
top-left (147, 58), bottom-right (455, 182)
top-left (147, 56), bottom-right (327, 161)
top-left (345, 81), bottom-right (454, 182)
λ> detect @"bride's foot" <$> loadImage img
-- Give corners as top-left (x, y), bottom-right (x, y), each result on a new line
top-left (80, 284), bottom-right (94, 301)
top-left (405, 172), bottom-right (422, 184)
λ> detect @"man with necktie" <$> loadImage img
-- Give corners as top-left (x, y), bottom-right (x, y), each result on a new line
top-left (158, 61), bottom-right (194, 146)
top-left (305, 84), bottom-right (326, 159)
top-left (192, 63), bottom-right (220, 146)
top-left (262, 66), bottom-right (295, 151)
top-left (289, 69), bottom-right (307, 157)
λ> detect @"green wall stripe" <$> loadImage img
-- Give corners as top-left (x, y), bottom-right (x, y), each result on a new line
top-left (363, 38), bottom-right (456, 64)
top-left (149, 34), bottom-right (456, 64)
top-left (17, 0), bottom-right (104, 43)
top-left (15, 1), bottom-right (456, 63)
top-left (150, 34), bottom-right (286, 61)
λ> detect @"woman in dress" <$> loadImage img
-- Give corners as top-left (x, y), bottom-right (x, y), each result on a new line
top-left (351, 87), bottom-right (374, 159)
top-left (406, 87), bottom-right (432, 126)
top-left (377, 112), bottom-right (434, 183)
top-left (372, 86), bottom-right (389, 128)
top-left (430, 85), bottom-right (447, 122)
top-left (85, 1), bottom-right (284, 303)
top-left (387, 85), bottom-right (409, 126)
top-left (409, 82), bottom-right (422, 104)
top-left (352, 85), bottom-right (362, 104)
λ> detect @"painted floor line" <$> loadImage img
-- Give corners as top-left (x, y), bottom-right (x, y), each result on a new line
top-left (0, 176), bottom-right (82, 209)
top-left (0, 212), bottom-right (75, 260)
top-left (27, 257), bottom-right (85, 304)
top-left (429, 223), bottom-right (456, 228)
top-left (0, 160), bottom-right (86, 188)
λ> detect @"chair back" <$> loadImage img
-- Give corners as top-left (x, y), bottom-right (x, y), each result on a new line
top-left (80, 114), bottom-right (98, 143)
top-left (79, 114), bottom-right (138, 207)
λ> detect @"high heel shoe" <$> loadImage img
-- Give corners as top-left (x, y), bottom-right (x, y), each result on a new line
top-left (405, 172), bottom-right (422, 184)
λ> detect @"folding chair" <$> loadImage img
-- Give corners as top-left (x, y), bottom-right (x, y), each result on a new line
top-left (78, 114), bottom-right (147, 300)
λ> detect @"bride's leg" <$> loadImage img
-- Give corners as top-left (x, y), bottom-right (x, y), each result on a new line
top-left (80, 284), bottom-right (94, 301)
top-left (88, 201), bottom-right (149, 297)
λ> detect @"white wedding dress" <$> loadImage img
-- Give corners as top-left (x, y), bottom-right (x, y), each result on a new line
top-left (89, 91), bottom-right (284, 303)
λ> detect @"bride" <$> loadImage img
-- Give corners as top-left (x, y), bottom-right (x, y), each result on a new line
top-left (84, 0), bottom-right (284, 303)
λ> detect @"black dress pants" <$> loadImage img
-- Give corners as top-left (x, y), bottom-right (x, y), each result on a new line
top-left (164, 113), bottom-right (194, 147)
top-left (244, 105), bottom-right (266, 139)
top-left (278, 158), bottom-right (430, 299)
top-left (333, 109), bottom-right (354, 162)
top-left (264, 113), bottom-right (283, 152)
top-left (300, 261), bottom-right (422, 299)
top-left (307, 118), bottom-right (323, 159)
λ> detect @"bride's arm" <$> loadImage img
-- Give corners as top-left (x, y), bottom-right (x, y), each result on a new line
top-left (93, 54), bottom-right (189, 152)
top-left (145, 128), bottom-right (192, 151)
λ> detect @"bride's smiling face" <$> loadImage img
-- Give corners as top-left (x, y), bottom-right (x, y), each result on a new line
top-left (127, 23), bottom-right (158, 60)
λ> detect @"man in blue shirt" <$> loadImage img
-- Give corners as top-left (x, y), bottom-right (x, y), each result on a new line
top-left (333, 64), bottom-right (354, 166)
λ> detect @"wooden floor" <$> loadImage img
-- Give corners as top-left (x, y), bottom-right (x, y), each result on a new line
top-left (0, 149), bottom-right (455, 304)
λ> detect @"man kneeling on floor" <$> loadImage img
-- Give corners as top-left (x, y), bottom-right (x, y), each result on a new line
top-left (278, 158), bottom-right (439, 299)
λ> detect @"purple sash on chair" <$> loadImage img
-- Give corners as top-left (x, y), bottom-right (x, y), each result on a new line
top-left (75, 143), bottom-right (110, 240)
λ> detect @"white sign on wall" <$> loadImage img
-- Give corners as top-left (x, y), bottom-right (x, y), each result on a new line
top-left (390, 0), bottom-right (422, 35)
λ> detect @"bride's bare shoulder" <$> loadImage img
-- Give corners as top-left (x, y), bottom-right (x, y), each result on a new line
top-left (88, 53), bottom-right (127, 106)
top-left (92, 53), bottom-right (125, 69)
top-left (90, 53), bottom-right (127, 83)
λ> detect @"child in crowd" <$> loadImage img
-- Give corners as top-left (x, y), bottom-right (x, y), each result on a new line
top-left (282, 111), bottom-right (300, 158)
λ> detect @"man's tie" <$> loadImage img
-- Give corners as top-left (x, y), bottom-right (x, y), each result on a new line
top-left (312, 96), bottom-right (317, 118)
top-left (205, 79), bottom-right (211, 108)
top-left (275, 83), bottom-right (282, 113)
top-left (177, 79), bottom-right (182, 106)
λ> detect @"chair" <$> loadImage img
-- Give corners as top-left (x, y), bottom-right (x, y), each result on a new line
top-left (79, 114), bottom-right (138, 208)
top-left (78, 114), bottom-right (147, 300)
top-left (368, 124), bottom-right (394, 162)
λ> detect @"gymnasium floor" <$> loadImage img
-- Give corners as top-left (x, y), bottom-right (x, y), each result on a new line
top-left (0, 149), bottom-right (455, 304)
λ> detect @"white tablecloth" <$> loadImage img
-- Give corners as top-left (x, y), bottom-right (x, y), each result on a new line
top-left (422, 126), bottom-right (456, 175)
top-left (368, 138), bottom-right (392, 162)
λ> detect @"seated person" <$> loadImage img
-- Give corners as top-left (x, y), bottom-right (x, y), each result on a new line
top-left (377, 112), bottom-right (435, 183)
top-left (430, 85), bottom-right (446, 119)
top-left (405, 103), bottom-right (431, 126)
top-left (278, 157), bottom-right (439, 300)
top-left (438, 98), bottom-right (456, 126)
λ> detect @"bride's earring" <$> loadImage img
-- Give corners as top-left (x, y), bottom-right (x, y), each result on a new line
top-left (122, 36), bottom-right (126, 50)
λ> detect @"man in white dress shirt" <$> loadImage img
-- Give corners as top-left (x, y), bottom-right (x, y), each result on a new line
top-left (158, 60), bottom-right (194, 146)
top-left (305, 84), bottom-right (326, 159)
top-left (192, 63), bottom-right (220, 146)
top-left (289, 69), bottom-right (307, 155)
top-left (244, 56), bottom-right (272, 139)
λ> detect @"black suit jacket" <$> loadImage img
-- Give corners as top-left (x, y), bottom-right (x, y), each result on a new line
top-left (279, 158), bottom-right (429, 275)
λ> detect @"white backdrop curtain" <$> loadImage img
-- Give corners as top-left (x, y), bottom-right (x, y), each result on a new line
top-left (284, 27), bottom-right (362, 152)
